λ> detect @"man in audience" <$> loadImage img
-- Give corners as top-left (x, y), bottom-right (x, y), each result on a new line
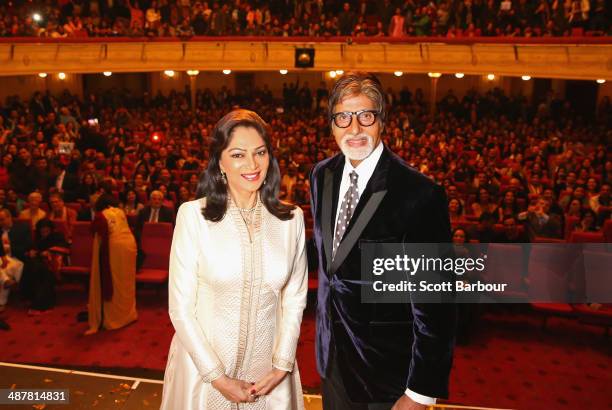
top-left (48, 192), bottom-right (78, 242)
top-left (136, 190), bottom-right (175, 239)
top-left (18, 192), bottom-right (47, 229)
top-left (495, 217), bottom-right (530, 243)
top-left (589, 182), bottom-right (610, 225)
top-left (518, 197), bottom-right (563, 240)
top-left (77, 193), bottom-right (99, 222)
top-left (0, 209), bottom-right (31, 311)
top-left (49, 161), bottom-right (79, 202)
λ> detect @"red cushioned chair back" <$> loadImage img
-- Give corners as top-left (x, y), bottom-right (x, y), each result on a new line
top-left (527, 245), bottom-right (571, 302)
top-left (70, 222), bottom-right (93, 267)
top-left (569, 231), bottom-right (605, 243)
top-left (582, 251), bottom-right (612, 302)
top-left (484, 243), bottom-right (525, 294)
top-left (141, 222), bottom-right (173, 270)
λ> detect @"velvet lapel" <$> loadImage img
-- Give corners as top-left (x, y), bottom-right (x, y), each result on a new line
top-left (329, 147), bottom-right (390, 275)
top-left (322, 155), bottom-right (344, 274)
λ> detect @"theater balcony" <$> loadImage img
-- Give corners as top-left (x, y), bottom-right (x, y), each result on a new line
top-left (0, 36), bottom-right (610, 80)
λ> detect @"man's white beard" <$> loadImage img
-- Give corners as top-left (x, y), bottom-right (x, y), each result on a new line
top-left (339, 133), bottom-right (375, 162)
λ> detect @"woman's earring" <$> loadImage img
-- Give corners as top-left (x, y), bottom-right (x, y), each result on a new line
top-left (220, 171), bottom-right (227, 184)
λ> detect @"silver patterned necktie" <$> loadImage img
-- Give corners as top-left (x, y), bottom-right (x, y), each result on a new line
top-left (333, 171), bottom-right (359, 259)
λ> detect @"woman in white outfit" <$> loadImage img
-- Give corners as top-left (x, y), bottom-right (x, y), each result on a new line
top-left (161, 109), bottom-right (308, 409)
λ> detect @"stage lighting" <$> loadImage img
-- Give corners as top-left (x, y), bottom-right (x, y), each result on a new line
top-left (394, 71), bottom-right (403, 77)
top-left (164, 70), bottom-right (175, 77)
top-left (487, 74), bottom-right (495, 81)
top-left (335, 70), bottom-right (344, 75)
top-left (329, 71), bottom-right (337, 79)
top-left (187, 70), bottom-right (199, 76)
top-left (279, 69), bottom-right (288, 75)
top-left (521, 75), bottom-right (531, 81)
top-left (222, 69), bottom-right (231, 75)
top-left (58, 72), bottom-right (66, 80)
top-left (38, 73), bottom-right (47, 78)
top-left (295, 48), bottom-right (315, 68)
top-left (151, 132), bottom-right (162, 142)
top-left (32, 13), bottom-right (42, 22)
top-left (103, 71), bottom-right (112, 77)
top-left (596, 79), bottom-right (606, 84)
top-left (428, 72), bottom-right (442, 78)
top-left (455, 73), bottom-right (465, 78)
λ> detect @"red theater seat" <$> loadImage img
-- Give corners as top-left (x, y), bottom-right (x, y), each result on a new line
top-left (603, 220), bottom-right (612, 243)
top-left (484, 243), bottom-right (527, 300)
top-left (569, 231), bottom-right (605, 243)
top-left (137, 222), bottom-right (172, 286)
top-left (60, 222), bottom-right (93, 277)
top-left (528, 244), bottom-right (575, 325)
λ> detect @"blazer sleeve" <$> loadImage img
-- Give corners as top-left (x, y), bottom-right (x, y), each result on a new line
top-left (406, 184), bottom-right (456, 399)
top-left (168, 202), bottom-right (225, 382)
top-left (272, 208), bottom-right (308, 372)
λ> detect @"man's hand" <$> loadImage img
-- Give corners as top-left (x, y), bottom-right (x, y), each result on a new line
top-left (252, 368), bottom-right (288, 397)
top-left (211, 375), bottom-right (256, 404)
top-left (391, 395), bottom-right (429, 410)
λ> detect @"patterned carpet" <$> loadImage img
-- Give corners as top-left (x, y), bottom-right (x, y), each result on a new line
top-left (0, 284), bottom-right (610, 409)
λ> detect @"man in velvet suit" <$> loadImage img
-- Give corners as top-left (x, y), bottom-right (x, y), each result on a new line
top-left (309, 72), bottom-right (455, 409)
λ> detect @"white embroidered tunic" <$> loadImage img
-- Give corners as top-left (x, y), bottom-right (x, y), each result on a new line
top-left (161, 198), bottom-right (308, 409)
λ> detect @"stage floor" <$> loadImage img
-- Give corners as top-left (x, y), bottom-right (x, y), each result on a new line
top-left (0, 362), bottom-right (323, 410)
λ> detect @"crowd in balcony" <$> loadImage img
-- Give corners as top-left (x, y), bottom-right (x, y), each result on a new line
top-left (0, 0), bottom-right (609, 39)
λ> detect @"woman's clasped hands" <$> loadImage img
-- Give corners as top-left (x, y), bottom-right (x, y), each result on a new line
top-left (211, 368), bottom-right (288, 403)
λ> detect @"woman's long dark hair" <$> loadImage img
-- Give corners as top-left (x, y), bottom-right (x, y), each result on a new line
top-left (197, 109), bottom-right (295, 222)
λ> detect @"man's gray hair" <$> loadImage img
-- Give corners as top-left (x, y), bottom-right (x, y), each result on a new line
top-left (328, 72), bottom-right (387, 126)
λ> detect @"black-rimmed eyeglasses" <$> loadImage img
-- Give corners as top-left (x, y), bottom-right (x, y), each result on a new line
top-left (331, 110), bottom-right (380, 128)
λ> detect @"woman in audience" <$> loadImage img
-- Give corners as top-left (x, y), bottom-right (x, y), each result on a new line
top-left (120, 188), bottom-right (145, 217)
top-left (575, 209), bottom-right (598, 232)
top-left (565, 198), bottom-right (583, 219)
top-left (471, 187), bottom-right (498, 219)
top-left (497, 190), bottom-right (519, 222)
top-left (75, 172), bottom-right (99, 201)
top-left (175, 185), bottom-right (194, 212)
top-left (161, 109), bottom-right (307, 409)
top-left (448, 197), bottom-right (465, 223)
top-left (85, 194), bottom-right (138, 335)
top-left (21, 219), bottom-right (69, 315)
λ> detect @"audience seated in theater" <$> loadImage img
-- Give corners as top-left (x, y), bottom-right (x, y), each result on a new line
top-left (472, 212), bottom-right (497, 243)
top-left (471, 187), bottom-right (498, 219)
top-left (448, 197), bottom-right (466, 224)
top-left (0, 209), bottom-right (30, 312)
top-left (175, 185), bottom-right (195, 213)
top-left (47, 192), bottom-right (77, 241)
top-left (49, 161), bottom-right (79, 202)
top-left (20, 219), bottom-right (69, 315)
top-left (574, 209), bottom-right (599, 232)
top-left (75, 172), bottom-right (99, 202)
top-left (9, 148), bottom-right (36, 196)
top-left (77, 193), bottom-right (100, 222)
top-left (136, 190), bottom-right (175, 231)
top-left (518, 197), bottom-right (563, 240)
top-left (495, 217), bottom-right (530, 243)
top-left (120, 189), bottom-right (145, 217)
top-left (497, 190), bottom-right (520, 223)
top-left (589, 182), bottom-right (610, 225)
top-left (18, 192), bottom-right (47, 229)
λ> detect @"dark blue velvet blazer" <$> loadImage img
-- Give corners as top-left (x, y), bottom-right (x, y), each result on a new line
top-left (309, 145), bottom-right (456, 403)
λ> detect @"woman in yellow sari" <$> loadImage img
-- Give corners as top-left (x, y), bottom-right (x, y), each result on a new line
top-left (85, 194), bottom-right (138, 335)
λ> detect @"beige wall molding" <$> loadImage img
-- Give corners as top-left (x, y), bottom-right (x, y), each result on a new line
top-left (0, 40), bottom-right (610, 80)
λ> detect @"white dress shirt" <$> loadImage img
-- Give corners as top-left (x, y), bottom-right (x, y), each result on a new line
top-left (334, 142), bottom-right (384, 229)
top-left (334, 142), bottom-right (436, 406)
